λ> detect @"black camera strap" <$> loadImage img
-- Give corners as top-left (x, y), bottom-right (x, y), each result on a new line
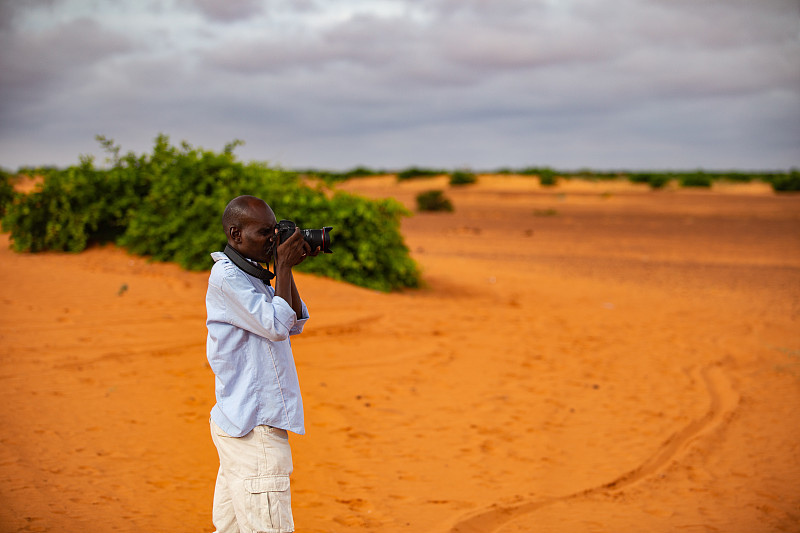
top-left (223, 244), bottom-right (275, 286)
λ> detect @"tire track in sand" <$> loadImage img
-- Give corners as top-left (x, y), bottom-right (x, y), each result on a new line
top-left (447, 363), bottom-right (739, 533)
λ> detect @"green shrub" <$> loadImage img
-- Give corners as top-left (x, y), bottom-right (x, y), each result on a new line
top-left (116, 136), bottom-right (252, 268)
top-left (517, 166), bottom-right (560, 185)
top-left (679, 171), bottom-right (712, 188)
top-left (298, 192), bottom-right (419, 291)
top-left (720, 171), bottom-right (755, 183)
top-left (397, 167), bottom-right (442, 181)
top-left (769, 169), bottom-right (800, 192)
top-left (343, 166), bottom-right (379, 179)
top-left (449, 170), bottom-right (477, 186)
top-left (0, 169), bottom-right (14, 218)
top-left (1, 156), bottom-right (142, 252)
top-left (576, 168), bottom-right (619, 181)
top-left (538, 168), bottom-right (558, 187)
top-left (297, 166), bottom-right (385, 186)
top-left (2, 135), bottom-right (420, 291)
top-left (518, 166), bottom-right (542, 176)
top-left (647, 174), bottom-right (670, 189)
top-left (630, 173), bottom-right (669, 189)
top-left (416, 190), bottom-right (453, 212)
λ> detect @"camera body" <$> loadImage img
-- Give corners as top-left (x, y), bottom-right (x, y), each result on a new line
top-left (276, 219), bottom-right (333, 254)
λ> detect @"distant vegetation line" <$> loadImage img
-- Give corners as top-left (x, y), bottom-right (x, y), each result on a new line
top-left (294, 165), bottom-right (799, 191)
top-left (5, 161), bottom-right (798, 192)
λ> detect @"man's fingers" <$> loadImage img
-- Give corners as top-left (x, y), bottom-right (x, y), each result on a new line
top-left (278, 228), bottom-right (302, 250)
top-left (286, 228), bottom-right (302, 243)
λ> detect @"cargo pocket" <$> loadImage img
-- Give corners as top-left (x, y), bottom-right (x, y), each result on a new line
top-left (244, 475), bottom-right (293, 532)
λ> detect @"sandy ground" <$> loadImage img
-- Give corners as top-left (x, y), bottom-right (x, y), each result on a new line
top-left (0, 176), bottom-right (798, 532)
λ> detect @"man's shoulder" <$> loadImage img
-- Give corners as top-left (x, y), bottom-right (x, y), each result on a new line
top-left (209, 252), bottom-right (240, 285)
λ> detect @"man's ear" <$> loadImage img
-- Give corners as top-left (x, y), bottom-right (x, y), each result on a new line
top-left (229, 226), bottom-right (242, 244)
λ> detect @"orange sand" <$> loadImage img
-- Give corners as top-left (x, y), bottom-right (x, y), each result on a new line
top-left (1, 176), bottom-right (798, 532)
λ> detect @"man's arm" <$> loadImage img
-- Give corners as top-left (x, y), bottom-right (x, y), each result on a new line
top-left (288, 271), bottom-right (306, 319)
top-left (288, 241), bottom-right (320, 319)
top-left (274, 228), bottom-right (311, 318)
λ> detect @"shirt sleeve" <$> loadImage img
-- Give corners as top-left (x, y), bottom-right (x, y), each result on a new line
top-left (220, 273), bottom-right (297, 342)
top-left (289, 300), bottom-right (309, 336)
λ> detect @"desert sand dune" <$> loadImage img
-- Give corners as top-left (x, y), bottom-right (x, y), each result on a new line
top-left (0, 177), bottom-right (798, 532)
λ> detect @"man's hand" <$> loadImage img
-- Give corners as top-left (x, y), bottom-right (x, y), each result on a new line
top-left (305, 243), bottom-right (322, 258)
top-left (275, 228), bottom-right (307, 270)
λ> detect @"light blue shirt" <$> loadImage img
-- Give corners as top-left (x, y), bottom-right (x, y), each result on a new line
top-left (206, 251), bottom-right (309, 437)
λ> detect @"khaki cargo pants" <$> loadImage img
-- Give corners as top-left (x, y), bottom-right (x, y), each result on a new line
top-left (210, 418), bottom-right (294, 533)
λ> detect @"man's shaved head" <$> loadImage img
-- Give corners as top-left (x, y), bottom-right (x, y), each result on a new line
top-left (223, 195), bottom-right (270, 235)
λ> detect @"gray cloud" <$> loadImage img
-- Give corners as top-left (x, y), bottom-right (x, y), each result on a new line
top-left (0, 0), bottom-right (59, 30)
top-left (0, 16), bottom-right (134, 121)
top-left (179, 0), bottom-right (264, 22)
top-left (0, 0), bottom-right (797, 170)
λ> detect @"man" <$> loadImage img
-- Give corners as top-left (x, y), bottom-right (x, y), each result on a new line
top-left (206, 195), bottom-right (316, 533)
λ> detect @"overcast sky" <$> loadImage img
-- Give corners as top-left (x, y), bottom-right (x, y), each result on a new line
top-left (1, 0), bottom-right (798, 171)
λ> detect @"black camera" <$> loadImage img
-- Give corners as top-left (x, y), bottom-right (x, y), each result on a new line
top-left (276, 219), bottom-right (333, 254)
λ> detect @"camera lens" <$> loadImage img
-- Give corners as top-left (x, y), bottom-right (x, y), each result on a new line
top-left (302, 227), bottom-right (333, 254)
top-left (277, 220), bottom-right (332, 253)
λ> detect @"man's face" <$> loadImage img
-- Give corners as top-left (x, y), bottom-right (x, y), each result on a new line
top-left (236, 202), bottom-right (278, 263)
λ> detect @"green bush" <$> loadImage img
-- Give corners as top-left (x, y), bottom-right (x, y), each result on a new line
top-left (538, 168), bottom-right (558, 187)
top-left (647, 174), bottom-right (670, 189)
top-left (518, 166), bottom-right (542, 176)
top-left (769, 169), bottom-right (800, 192)
top-left (416, 190), bottom-right (453, 212)
top-left (629, 172), bottom-right (670, 189)
top-left (343, 166), bottom-right (380, 179)
top-left (2, 135), bottom-right (420, 291)
top-left (298, 166), bottom-right (383, 186)
top-left (397, 167), bottom-right (442, 181)
top-left (679, 171), bottom-right (712, 188)
top-left (720, 171), bottom-right (755, 183)
top-left (1, 157), bottom-right (142, 252)
top-left (299, 192), bottom-right (419, 291)
top-left (0, 169), bottom-right (14, 218)
top-left (449, 170), bottom-right (477, 186)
